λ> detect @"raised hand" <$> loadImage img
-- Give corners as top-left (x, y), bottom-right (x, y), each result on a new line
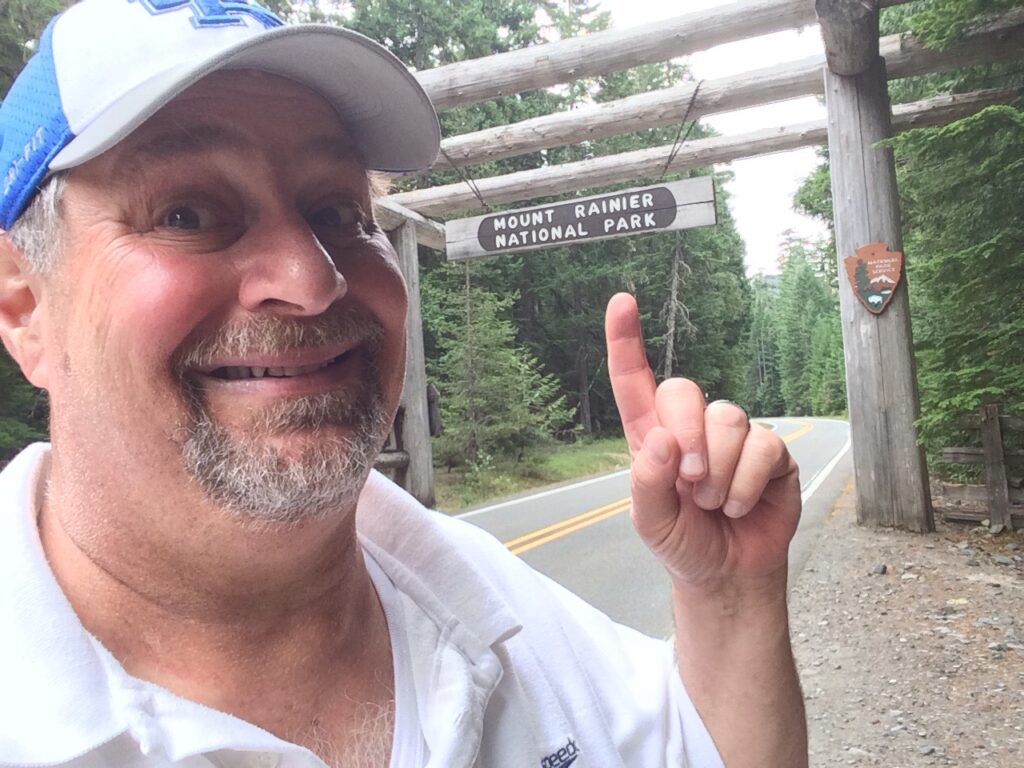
top-left (605, 292), bottom-right (801, 589)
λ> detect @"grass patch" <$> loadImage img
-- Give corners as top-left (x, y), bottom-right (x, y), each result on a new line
top-left (433, 436), bottom-right (631, 513)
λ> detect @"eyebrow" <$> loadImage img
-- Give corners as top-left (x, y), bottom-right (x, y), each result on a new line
top-left (109, 123), bottom-right (247, 188)
top-left (295, 133), bottom-right (364, 166)
top-left (110, 124), bottom-right (363, 185)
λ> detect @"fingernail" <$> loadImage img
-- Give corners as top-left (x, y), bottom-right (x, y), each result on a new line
top-left (723, 500), bottom-right (746, 519)
top-left (680, 452), bottom-right (704, 477)
top-left (645, 432), bottom-right (670, 465)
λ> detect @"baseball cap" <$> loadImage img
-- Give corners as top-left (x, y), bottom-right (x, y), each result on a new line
top-left (0, 0), bottom-right (441, 229)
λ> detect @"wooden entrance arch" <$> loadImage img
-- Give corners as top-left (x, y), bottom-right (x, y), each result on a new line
top-left (376, 0), bottom-right (1023, 530)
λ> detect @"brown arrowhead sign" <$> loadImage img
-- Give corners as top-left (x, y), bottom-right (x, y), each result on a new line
top-left (844, 242), bottom-right (904, 315)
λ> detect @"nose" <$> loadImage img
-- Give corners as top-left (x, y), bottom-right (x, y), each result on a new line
top-left (236, 215), bottom-right (346, 316)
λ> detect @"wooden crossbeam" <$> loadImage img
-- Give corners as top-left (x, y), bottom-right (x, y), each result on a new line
top-left (373, 198), bottom-right (446, 251)
top-left (384, 89), bottom-right (1019, 218)
top-left (413, 10), bottom-right (1024, 176)
top-left (415, 0), bottom-right (912, 111)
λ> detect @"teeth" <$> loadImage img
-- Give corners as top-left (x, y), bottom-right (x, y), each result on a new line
top-left (214, 356), bottom-right (342, 380)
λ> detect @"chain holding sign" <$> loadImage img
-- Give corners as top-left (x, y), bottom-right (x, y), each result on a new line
top-left (844, 242), bottom-right (904, 315)
top-left (445, 177), bottom-right (716, 261)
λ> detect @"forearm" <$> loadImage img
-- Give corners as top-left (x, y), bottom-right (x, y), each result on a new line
top-left (673, 571), bottom-right (807, 768)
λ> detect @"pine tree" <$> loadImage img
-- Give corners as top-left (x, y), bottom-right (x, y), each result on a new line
top-left (774, 241), bottom-right (840, 416)
top-left (424, 268), bottom-right (572, 469)
top-left (743, 277), bottom-right (784, 417)
top-left (794, 0), bottom-right (1024, 459)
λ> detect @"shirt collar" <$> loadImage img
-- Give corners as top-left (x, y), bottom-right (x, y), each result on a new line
top-left (0, 447), bottom-right (521, 766)
top-left (0, 444), bottom-right (314, 767)
top-left (0, 443), bottom-right (127, 764)
top-left (356, 470), bottom-right (522, 657)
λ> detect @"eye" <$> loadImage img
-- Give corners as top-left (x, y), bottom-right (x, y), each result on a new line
top-left (163, 205), bottom-right (208, 230)
top-left (308, 202), bottom-right (363, 230)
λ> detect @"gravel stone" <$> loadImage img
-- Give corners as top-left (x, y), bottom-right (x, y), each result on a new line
top-left (790, 480), bottom-right (1024, 767)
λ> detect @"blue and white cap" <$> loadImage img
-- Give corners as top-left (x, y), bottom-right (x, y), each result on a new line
top-left (0, 0), bottom-right (441, 229)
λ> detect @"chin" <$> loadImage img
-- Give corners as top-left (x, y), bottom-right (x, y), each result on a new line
top-left (180, 391), bottom-right (390, 528)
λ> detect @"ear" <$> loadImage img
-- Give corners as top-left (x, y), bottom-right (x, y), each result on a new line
top-left (0, 232), bottom-right (51, 389)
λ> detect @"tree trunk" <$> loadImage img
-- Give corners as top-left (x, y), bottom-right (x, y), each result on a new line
top-left (663, 239), bottom-right (684, 378)
top-left (463, 263), bottom-right (480, 463)
top-left (577, 348), bottom-right (593, 435)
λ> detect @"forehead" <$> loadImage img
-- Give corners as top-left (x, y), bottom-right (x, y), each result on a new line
top-left (99, 70), bottom-right (366, 180)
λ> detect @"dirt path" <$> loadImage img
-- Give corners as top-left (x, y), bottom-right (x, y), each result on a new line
top-left (789, 479), bottom-right (1024, 767)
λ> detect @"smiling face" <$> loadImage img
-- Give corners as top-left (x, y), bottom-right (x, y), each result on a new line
top-left (38, 71), bottom-right (408, 525)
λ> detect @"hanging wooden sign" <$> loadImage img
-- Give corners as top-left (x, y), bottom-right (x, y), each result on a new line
top-left (444, 177), bottom-right (716, 261)
top-left (844, 242), bottom-right (904, 315)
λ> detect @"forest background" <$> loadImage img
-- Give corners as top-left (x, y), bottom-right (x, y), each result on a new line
top-left (0, 0), bottom-right (1021, 507)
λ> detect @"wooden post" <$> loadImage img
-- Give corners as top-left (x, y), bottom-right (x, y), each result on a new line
top-left (819, 0), bottom-right (934, 531)
top-left (980, 404), bottom-right (1013, 532)
top-left (387, 221), bottom-right (435, 507)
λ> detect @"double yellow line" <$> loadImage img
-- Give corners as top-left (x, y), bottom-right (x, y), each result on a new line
top-left (503, 419), bottom-right (815, 555)
top-left (505, 496), bottom-right (633, 555)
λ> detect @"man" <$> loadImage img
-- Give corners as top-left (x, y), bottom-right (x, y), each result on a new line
top-left (0, 1), bottom-right (807, 766)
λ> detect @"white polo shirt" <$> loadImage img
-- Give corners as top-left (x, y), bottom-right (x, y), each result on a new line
top-left (0, 444), bottom-right (724, 767)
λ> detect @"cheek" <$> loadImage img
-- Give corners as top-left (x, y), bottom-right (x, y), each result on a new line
top-left (65, 249), bottom-right (232, 384)
top-left (342, 251), bottom-right (408, 399)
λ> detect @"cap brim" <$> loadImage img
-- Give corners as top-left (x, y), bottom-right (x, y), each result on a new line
top-left (50, 25), bottom-right (439, 173)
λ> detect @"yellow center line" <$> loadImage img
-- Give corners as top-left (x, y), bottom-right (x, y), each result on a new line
top-left (504, 496), bottom-right (633, 555)
top-left (504, 419), bottom-right (816, 555)
top-left (777, 419), bottom-right (815, 442)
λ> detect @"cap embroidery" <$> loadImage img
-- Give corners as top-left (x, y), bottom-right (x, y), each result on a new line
top-left (131, 0), bottom-right (282, 29)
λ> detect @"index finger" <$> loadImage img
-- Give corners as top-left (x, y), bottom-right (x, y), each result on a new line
top-left (605, 292), bottom-right (659, 455)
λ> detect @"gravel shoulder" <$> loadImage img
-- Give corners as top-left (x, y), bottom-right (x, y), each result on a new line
top-left (789, 477), bottom-right (1024, 767)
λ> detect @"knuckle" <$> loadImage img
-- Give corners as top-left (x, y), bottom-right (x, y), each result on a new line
top-left (655, 377), bottom-right (703, 401)
top-left (746, 429), bottom-right (787, 464)
top-left (705, 400), bottom-right (749, 429)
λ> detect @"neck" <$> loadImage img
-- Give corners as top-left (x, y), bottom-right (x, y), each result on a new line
top-left (38, 456), bottom-right (394, 741)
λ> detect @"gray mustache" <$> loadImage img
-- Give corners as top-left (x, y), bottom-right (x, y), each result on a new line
top-left (174, 308), bottom-right (385, 375)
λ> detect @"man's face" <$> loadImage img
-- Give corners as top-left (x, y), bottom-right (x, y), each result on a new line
top-left (41, 71), bottom-right (408, 524)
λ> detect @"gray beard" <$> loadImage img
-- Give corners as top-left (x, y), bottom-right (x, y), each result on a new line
top-left (175, 313), bottom-right (391, 527)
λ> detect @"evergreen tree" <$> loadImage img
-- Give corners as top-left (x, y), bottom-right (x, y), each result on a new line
top-left (774, 241), bottom-right (840, 416)
top-left (743, 277), bottom-right (785, 417)
top-left (890, 105), bottom-right (1024, 453)
top-left (424, 268), bottom-right (571, 469)
top-left (794, 0), bottom-right (1024, 459)
top-left (807, 312), bottom-right (847, 416)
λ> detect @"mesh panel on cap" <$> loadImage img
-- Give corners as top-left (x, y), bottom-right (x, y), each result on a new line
top-left (0, 19), bottom-right (74, 229)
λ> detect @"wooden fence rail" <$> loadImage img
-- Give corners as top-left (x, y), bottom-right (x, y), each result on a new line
top-left (939, 404), bottom-right (1023, 531)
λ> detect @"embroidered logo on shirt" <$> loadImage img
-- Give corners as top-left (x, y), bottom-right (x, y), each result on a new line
top-left (541, 738), bottom-right (580, 768)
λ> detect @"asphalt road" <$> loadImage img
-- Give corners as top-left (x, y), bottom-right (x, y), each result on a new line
top-left (458, 417), bottom-right (852, 639)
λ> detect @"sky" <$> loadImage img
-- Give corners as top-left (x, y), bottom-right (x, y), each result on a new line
top-left (597, 0), bottom-right (832, 275)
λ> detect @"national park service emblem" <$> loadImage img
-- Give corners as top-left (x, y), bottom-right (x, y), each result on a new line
top-left (844, 242), bottom-right (903, 315)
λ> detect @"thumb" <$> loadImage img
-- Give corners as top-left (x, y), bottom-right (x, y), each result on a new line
top-left (630, 427), bottom-right (683, 550)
